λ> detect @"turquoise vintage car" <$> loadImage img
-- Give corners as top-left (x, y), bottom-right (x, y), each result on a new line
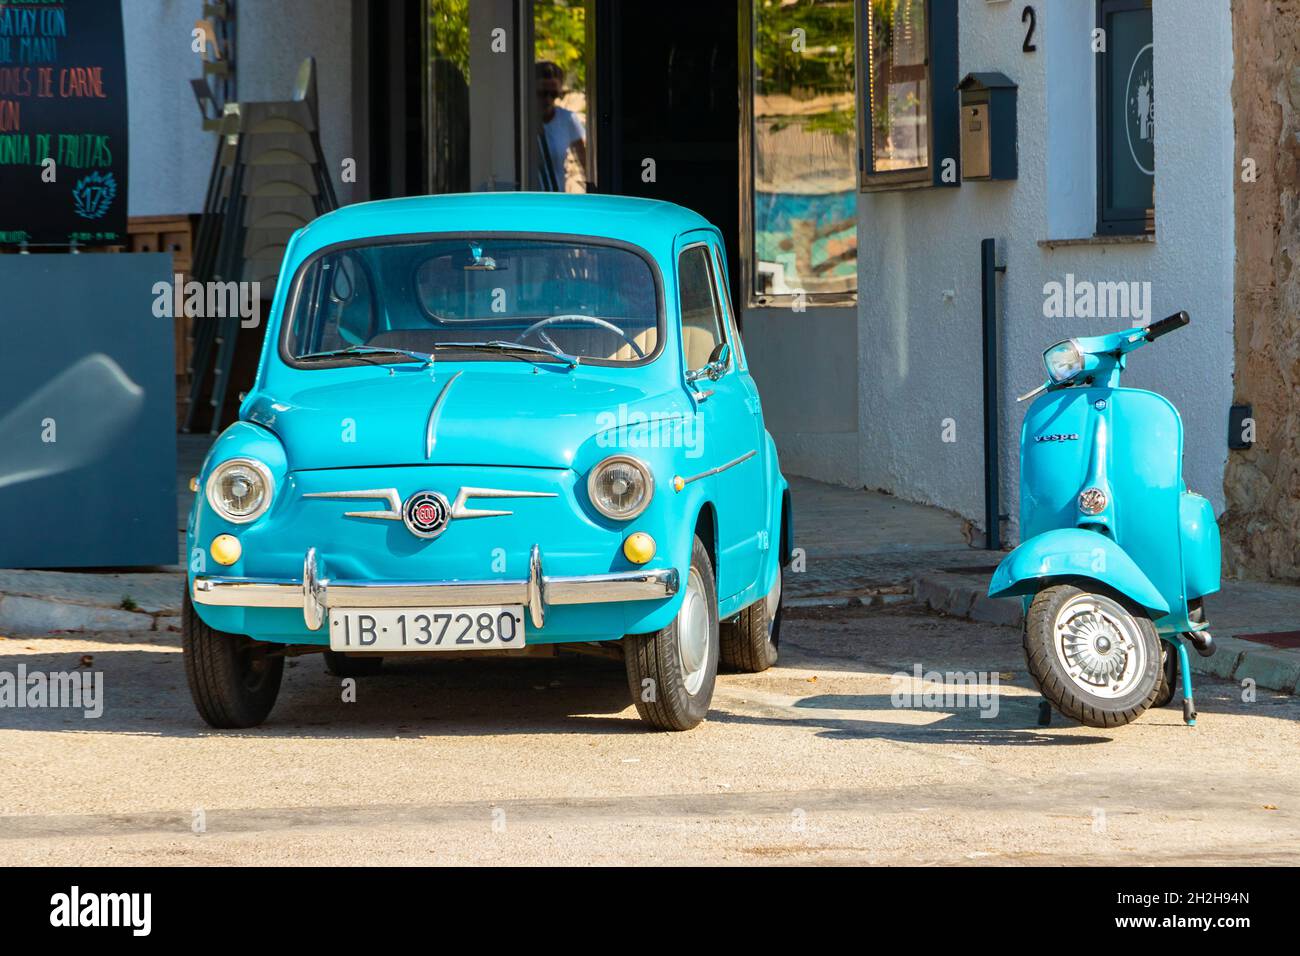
top-left (185, 193), bottom-right (792, 731)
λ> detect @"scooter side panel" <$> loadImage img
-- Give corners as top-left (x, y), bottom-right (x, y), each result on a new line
top-left (1180, 491), bottom-right (1221, 600)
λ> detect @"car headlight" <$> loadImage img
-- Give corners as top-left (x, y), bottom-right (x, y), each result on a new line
top-left (588, 455), bottom-right (653, 520)
top-left (1043, 340), bottom-right (1083, 383)
top-left (205, 458), bottom-right (274, 523)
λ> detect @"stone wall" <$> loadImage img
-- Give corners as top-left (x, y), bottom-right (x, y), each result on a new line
top-left (1222, 0), bottom-right (1300, 581)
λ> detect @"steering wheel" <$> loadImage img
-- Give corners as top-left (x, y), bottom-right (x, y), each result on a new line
top-left (515, 314), bottom-right (645, 359)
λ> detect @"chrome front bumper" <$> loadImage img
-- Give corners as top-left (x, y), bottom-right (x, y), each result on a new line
top-left (191, 545), bottom-right (679, 631)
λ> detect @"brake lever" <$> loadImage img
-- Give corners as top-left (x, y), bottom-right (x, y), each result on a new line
top-left (1017, 382), bottom-right (1049, 403)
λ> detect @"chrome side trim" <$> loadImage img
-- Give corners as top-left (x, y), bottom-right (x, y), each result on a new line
top-left (425, 370), bottom-right (463, 459)
top-left (674, 450), bottom-right (756, 489)
top-left (451, 486), bottom-right (557, 520)
top-left (302, 488), bottom-right (403, 520)
top-left (304, 486), bottom-right (555, 523)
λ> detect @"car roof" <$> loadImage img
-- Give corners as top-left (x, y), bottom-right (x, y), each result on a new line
top-left (291, 193), bottom-right (716, 255)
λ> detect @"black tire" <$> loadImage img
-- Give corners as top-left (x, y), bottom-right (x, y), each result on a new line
top-left (623, 535), bottom-right (719, 731)
top-left (323, 651), bottom-right (384, 677)
top-left (1024, 583), bottom-right (1161, 728)
top-left (182, 588), bottom-right (284, 729)
top-left (720, 565), bottom-right (782, 672)
top-left (1152, 640), bottom-right (1179, 708)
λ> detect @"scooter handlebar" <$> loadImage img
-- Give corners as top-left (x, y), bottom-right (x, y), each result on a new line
top-left (1145, 310), bottom-right (1190, 341)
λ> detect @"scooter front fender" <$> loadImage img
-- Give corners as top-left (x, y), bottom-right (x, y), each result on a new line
top-left (988, 528), bottom-right (1170, 617)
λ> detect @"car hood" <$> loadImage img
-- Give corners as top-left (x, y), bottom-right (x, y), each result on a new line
top-left (245, 363), bottom-right (684, 471)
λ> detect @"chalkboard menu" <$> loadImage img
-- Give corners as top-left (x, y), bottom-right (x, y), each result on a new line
top-left (0, 0), bottom-right (128, 247)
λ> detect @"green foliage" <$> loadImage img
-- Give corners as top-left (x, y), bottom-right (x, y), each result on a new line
top-left (754, 0), bottom-right (856, 134)
top-left (429, 0), bottom-right (471, 79)
top-left (535, 0), bottom-right (586, 90)
top-left (754, 0), bottom-right (855, 99)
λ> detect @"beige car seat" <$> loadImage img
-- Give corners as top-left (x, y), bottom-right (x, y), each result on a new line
top-left (607, 324), bottom-right (715, 366)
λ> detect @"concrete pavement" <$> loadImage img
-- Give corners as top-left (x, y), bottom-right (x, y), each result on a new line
top-left (0, 604), bottom-right (1296, 865)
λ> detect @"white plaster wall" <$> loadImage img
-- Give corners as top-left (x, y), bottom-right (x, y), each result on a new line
top-left (123, 0), bottom-right (213, 215)
top-left (124, 0), bottom-right (354, 215)
top-left (235, 0), bottom-right (354, 203)
top-left (743, 305), bottom-right (860, 486)
top-left (851, 0), bottom-right (1234, 540)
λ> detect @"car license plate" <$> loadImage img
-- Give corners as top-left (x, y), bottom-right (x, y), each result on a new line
top-left (328, 606), bottom-right (526, 652)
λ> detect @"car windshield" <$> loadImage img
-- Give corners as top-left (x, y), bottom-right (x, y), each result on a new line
top-left (285, 236), bottom-right (660, 365)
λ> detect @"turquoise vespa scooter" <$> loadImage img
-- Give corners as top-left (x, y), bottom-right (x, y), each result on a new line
top-left (989, 312), bottom-right (1218, 728)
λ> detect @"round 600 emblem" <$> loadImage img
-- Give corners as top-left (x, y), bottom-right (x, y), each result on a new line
top-left (402, 491), bottom-right (451, 539)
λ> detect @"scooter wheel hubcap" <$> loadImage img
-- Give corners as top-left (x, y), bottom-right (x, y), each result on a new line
top-left (1052, 594), bottom-right (1148, 699)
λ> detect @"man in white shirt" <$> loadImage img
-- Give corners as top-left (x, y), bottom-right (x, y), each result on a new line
top-left (536, 61), bottom-right (587, 192)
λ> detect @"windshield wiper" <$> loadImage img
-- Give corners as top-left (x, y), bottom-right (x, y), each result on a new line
top-left (433, 339), bottom-right (578, 368)
top-left (298, 345), bottom-right (435, 368)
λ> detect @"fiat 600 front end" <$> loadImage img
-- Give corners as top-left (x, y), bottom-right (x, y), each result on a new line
top-left (185, 193), bottom-right (792, 731)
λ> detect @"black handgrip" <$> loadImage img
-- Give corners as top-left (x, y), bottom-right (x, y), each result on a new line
top-left (1146, 310), bottom-right (1190, 340)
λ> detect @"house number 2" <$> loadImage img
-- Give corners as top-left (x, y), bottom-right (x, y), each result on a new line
top-left (1022, 6), bottom-right (1037, 53)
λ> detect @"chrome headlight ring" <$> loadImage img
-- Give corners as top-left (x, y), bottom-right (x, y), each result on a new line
top-left (205, 457), bottom-right (275, 524)
top-left (1044, 339), bottom-right (1084, 384)
top-left (587, 454), bottom-right (654, 521)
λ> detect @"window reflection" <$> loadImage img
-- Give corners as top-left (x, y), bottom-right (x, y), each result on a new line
top-left (534, 0), bottom-right (589, 192)
top-left (751, 0), bottom-right (857, 299)
top-left (868, 0), bottom-right (929, 173)
top-left (427, 0), bottom-right (471, 193)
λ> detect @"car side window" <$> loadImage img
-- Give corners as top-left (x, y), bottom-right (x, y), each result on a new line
top-left (677, 244), bottom-right (726, 371)
top-left (709, 244), bottom-right (746, 370)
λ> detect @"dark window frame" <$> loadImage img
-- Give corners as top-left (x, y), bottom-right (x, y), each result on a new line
top-left (857, 0), bottom-right (960, 192)
top-left (1096, 0), bottom-right (1155, 236)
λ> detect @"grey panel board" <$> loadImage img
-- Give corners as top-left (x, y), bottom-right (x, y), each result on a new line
top-left (0, 254), bottom-right (178, 568)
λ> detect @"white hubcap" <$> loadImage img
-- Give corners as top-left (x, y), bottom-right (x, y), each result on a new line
top-left (677, 567), bottom-right (711, 695)
top-left (1051, 593), bottom-right (1148, 699)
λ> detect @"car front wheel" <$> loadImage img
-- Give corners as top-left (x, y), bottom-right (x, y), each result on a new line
top-left (623, 535), bottom-right (719, 731)
top-left (182, 588), bottom-right (284, 728)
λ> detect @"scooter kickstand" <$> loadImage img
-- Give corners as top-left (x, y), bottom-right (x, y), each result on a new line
top-left (1176, 640), bottom-right (1197, 726)
top-left (1037, 700), bottom-right (1052, 726)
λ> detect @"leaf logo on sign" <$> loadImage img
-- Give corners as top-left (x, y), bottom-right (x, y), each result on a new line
top-left (72, 171), bottom-right (118, 220)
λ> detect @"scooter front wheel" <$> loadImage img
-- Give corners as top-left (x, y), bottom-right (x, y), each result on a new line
top-left (1024, 583), bottom-right (1162, 728)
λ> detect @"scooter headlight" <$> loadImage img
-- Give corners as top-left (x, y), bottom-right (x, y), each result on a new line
top-left (1044, 340), bottom-right (1083, 383)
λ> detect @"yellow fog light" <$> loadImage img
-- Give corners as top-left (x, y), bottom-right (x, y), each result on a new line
top-left (210, 534), bottom-right (242, 566)
top-left (623, 532), bottom-right (656, 564)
